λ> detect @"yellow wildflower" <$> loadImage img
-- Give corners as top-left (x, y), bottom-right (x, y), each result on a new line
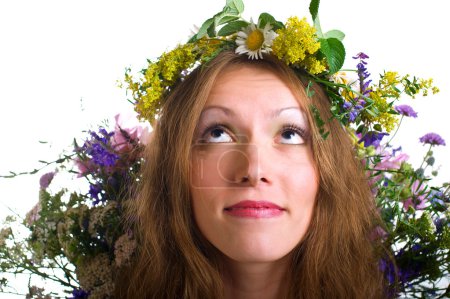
top-left (432, 86), bottom-right (440, 94)
top-left (123, 73), bottom-right (141, 98)
top-left (272, 17), bottom-right (320, 65)
top-left (363, 90), bottom-right (399, 132)
top-left (158, 44), bottom-right (196, 84)
top-left (301, 56), bottom-right (327, 74)
top-left (196, 37), bottom-right (224, 62)
top-left (135, 78), bottom-right (163, 121)
top-left (383, 71), bottom-right (399, 86)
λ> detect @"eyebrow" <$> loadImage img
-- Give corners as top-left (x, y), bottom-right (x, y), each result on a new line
top-left (200, 105), bottom-right (302, 119)
top-left (269, 106), bottom-right (302, 119)
top-left (200, 105), bottom-right (234, 117)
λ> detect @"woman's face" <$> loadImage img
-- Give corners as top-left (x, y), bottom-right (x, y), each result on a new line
top-left (190, 65), bottom-right (318, 263)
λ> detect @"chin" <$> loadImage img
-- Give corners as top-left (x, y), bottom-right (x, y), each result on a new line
top-left (220, 241), bottom-right (297, 264)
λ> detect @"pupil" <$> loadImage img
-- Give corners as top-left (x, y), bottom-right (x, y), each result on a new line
top-left (282, 131), bottom-right (294, 139)
top-left (211, 129), bottom-right (223, 138)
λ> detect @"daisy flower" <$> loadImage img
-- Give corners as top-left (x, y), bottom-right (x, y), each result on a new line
top-left (235, 20), bottom-right (277, 59)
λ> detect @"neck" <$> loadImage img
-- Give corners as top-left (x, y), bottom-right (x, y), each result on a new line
top-left (222, 255), bottom-right (291, 299)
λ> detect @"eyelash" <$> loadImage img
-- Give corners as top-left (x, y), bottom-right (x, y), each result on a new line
top-left (199, 122), bottom-right (307, 143)
top-left (281, 123), bottom-right (306, 136)
top-left (199, 122), bottom-right (232, 143)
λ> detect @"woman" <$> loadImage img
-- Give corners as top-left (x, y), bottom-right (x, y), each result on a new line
top-left (117, 51), bottom-right (387, 298)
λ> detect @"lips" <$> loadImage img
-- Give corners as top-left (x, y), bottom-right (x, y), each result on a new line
top-left (224, 200), bottom-right (284, 218)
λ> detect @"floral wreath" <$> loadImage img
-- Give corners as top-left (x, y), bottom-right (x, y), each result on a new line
top-left (1, 0), bottom-right (448, 298)
top-left (123, 0), bottom-right (439, 147)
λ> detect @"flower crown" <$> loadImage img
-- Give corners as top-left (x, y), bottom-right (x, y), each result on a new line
top-left (124, 0), bottom-right (438, 146)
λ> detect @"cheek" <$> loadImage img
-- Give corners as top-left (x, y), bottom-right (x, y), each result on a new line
top-left (190, 146), bottom-right (247, 188)
top-left (190, 151), bottom-right (224, 190)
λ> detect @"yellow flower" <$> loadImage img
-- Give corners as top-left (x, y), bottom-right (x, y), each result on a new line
top-left (432, 86), bottom-right (440, 94)
top-left (235, 19), bottom-right (277, 59)
top-left (383, 71), bottom-right (399, 85)
top-left (158, 44), bottom-right (196, 84)
top-left (272, 17), bottom-right (320, 65)
top-left (362, 90), bottom-right (399, 132)
top-left (196, 37), bottom-right (224, 62)
top-left (302, 56), bottom-right (327, 74)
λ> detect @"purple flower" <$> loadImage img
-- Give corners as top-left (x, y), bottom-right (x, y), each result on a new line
top-left (89, 183), bottom-right (103, 205)
top-left (81, 129), bottom-right (120, 168)
top-left (419, 133), bottom-right (446, 146)
top-left (352, 52), bottom-right (372, 116)
top-left (353, 52), bottom-right (369, 59)
top-left (342, 98), bottom-right (367, 123)
top-left (70, 289), bottom-right (89, 299)
top-left (343, 101), bottom-right (352, 109)
top-left (395, 104), bottom-right (418, 118)
top-left (358, 131), bottom-right (389, 147)
top-left (39, 171), bottom-right (56, 189)
top-left (87, 143), bottom-right (119, 167)
top-left (379, 258), bottom-right (395, 285)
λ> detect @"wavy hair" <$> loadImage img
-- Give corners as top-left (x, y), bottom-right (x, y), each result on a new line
top-left (116, 51), bottom-right (386, 298)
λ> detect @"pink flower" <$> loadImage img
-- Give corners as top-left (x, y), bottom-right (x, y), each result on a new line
top-left (74, 157), bottom-right (101, 177)
top-left (368, 149), bottom-right (409, 193)
top-left (375, 152), bottom-right (409, 171)
top-left (111, 112), bottom-right (152, 153)
top-left (403, 180), bottom-right (427, 210)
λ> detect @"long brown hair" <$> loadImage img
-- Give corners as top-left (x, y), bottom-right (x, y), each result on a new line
top-left (117, 51), bottom-right (386, 298)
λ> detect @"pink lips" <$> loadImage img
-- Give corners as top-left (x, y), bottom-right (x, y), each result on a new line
top-left (224, 200), bottom-right (284, 218)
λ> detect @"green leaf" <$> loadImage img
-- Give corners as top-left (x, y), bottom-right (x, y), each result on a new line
top-left (324, 30), bottom-right (345, 41)
top-left (319, 37), bottom-right (346, 74)
top-left (217, 20), bottom-right (248, 36)
top-left (216, 15), bottom-right (239, 26)
top-left (356, 124), bottom-right (365, 134)
top-left (226, 0), bottom-right (244, 14)
top-left (197, 17), bottom-right (214, 39)
top-left (374, 124), bottom-right (383, 132)
top-left (258, 12), bottom-right (284, 30)
top-left (310, 104), bottom-right (329, 140)
top-left (313, 14), bottom-right (323, 38)
top-left (207, 23), bottom-right (216, 37)
top-left (309, 0), bottom-right (320, 21)
top-left (365, 108), bottom-right (378, 117)
top-left (305, 81), bottom-right (315, 97)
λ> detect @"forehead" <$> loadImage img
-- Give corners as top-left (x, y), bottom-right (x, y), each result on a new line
top-left (206, 65), bottom-right (303, 110)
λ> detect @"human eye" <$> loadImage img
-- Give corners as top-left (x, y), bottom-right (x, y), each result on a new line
top-left (200, 123), bottom-right (233, 143)
top-left (276, 124), bottom-right (306, 145)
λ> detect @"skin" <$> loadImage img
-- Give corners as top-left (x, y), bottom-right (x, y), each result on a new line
top-left (190, 65), bottom-right (319, 299)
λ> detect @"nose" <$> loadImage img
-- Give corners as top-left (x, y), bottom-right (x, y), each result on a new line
top-left (221, 143), bottom-right (271, 186)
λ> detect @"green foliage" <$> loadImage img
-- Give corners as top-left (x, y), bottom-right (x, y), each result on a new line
top-left (319, 37), bottom-right (345, 74)
top-left (258, 12), bottom-right (284, 30)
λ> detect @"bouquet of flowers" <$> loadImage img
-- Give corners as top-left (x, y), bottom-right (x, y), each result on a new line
top-left (1, 112), bottom-right (151, 298)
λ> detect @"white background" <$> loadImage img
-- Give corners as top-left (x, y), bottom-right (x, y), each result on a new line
top-left (1, 0), bottom-right (449, 296)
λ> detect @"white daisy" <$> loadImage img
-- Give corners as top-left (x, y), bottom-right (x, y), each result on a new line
top-left (235, 20), bottom-right (277, 60)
